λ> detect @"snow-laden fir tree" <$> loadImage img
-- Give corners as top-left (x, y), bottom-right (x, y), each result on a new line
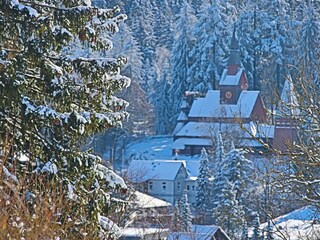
top-left (153, 0), bottom-right (174, 49)
top-left (0, 0), bottom-right (130, 238)
top-left (109, 22), bottom-right (155, 135)
top-left (212, 132), bottom-right (225, 174)
top-left (187, 0), bottom-right (230, 92)
top-left (236, 1), bottom-right (265, 90)
top-left (297, 3), bottom-right (320, 88)
top-left (252, 212), bottom-right (262, 240)
top-left (154, 59), bottom-right (172, 134)
top-left (264, 0), bottom-right (291, 90)
top-left (169, 0), bottom-right (197, 125)
top-left (129, 0), bottom-right (157, 95)
top-left (212, 143), bottom-right (253, 238)
top-left (241, 219), bottom-right (249, 240)
top-left (178, 191), bottom-right (193, 232)
top-left (212, 180), bottom-right (245, 238)
top-left (195, 148), bottom-right (212, 223)
top-left (222, 143), bottom-right (254, 206)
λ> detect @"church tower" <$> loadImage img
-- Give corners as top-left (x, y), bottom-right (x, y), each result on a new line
top-left (219, 29), bottom-right (248, 104)
top-left (273, 76), bottom-right (299, 152)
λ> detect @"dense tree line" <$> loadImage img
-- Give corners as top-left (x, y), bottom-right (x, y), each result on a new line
top-left (92, 0), bottom-right (320, 135)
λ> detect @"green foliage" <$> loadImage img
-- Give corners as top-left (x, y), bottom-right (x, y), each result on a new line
top-left (0, 0), bottom-right (130, 237)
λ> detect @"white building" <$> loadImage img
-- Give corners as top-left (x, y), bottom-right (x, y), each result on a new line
top-left (127, 160), bottom-right (188, 204)
top-left (127, 160), bottom-right (202, 205)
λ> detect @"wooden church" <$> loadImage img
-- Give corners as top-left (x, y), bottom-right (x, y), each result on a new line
top-left (172, 31), bottom-right (297, 155)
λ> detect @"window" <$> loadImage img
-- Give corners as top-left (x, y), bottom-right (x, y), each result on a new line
top-left (187, 185), bottom-right (190, 191)
top-left (192, 185), bottom-right (195, 191)
top-left (149, 181), bottom-right (153, 191)
top-left (177, 182), bottom-right (181, 192)
top-left (162, 182), bottom-right (167, 191)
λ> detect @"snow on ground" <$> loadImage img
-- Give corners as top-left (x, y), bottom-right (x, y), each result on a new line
top-left (124, 135), bottom-right (200, 162)
top-left (120, 227), bottom-right (169, 238)
top-left (255, 206), bottom-right (320, 240)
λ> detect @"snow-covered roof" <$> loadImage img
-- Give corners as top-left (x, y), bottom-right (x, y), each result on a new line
top-left (127, 160), bottom-right (187, 182)
top-left (219, 68), bottom-right (244, 86)
top-left (177, 111), bottom-right (188, 121)
top-left (131, 191), bottom-right (171, 208)
top-left (185, 161), bottom-right (201, 178)
top-left (172, 122), bottom-right (186, 135)
top-left (188, 90), bottom-right (259, 119)
top-left (175, 122), bottom-right (274, 139)
top-left (168, 225), bottom-right (230, 240)
top-left (173, 122), bottom-right (274, 150)
top-left (239, 139), bottom-right (265, 148)
top-left (175, 122), bottom-right (245, 138)
top-left (254, 206), bottom-right (320, 240)
top-left (172, 138), bottom-right (212, 150)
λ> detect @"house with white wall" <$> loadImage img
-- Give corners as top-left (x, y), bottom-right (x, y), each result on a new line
top-left (127, 160), bottom-right (188, 204)
top-left (127, 159), bottom-right (204, 205)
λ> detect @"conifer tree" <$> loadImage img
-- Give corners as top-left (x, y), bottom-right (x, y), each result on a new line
top-left (129, 0), bottom-right (157, 95)
top-left (0, 0), bottom-right (130, 237)
top-left (154, 59), bottom-right (172, 134)
top-left (178, 191), bottom-right (193, 232)
top-left (169, 0), bottom-right (197, 124)
top-left (297, 3), bottom-right (320, 87)
top-left (187, 0), bottom-right (230, 92)
top-left (212, 144), bottom-right (253, 238)
top-left (212, 132), bottom-right (225, 173)
top-left (252, 212), bottom-right (262, 240)
top-left (195, 148), bottom-right (212, 222)
top-left (212, 180), bottom-right (245, 238)
top-left (223, 145), bottom-right (254, 203)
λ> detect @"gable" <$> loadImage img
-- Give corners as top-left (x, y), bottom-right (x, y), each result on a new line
top-left (251, 95), bottom-right (267, 123)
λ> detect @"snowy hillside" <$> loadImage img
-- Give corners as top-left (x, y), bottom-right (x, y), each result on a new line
top-left (257, 206), bottom-right (320, 240)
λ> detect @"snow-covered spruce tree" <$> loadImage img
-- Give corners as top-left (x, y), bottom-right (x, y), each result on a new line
top-left (178, 191), bottom-right (193, 232)
top-left (212, 144), bottom-right (253, 238)
top-left (237, 0), bottom-right (291, 94)
top-left (169, 0), bottom-right (197, 125)
top-left (0, 0), bottom-right (130, 238)
top-left (153, 0), bottom-right (174, 50)
top-left (154, 59), bottom-right (172, 134)
top-left (129, 0), bottom-right (156, 96)
top-left (236, 4), bottom-right (257, 89)
top-left (187, 0), bottom-right (230, 92)
top-left (252, 212), bottom-right (262, 240)
top-left (263, 0), bottom-right (291, 91)
top-left (221, 144), bottom-right (254, 220)
top-left (195, 148), bottom-right (212, 223)
top-left (297, 3), bottom-right (320, 88)
top-left (212, 132), bottom-right (225, 174)
top-left (212, 180), bottom-right (245, 238)
top-left (108, 22), bottom-right (155, 135)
